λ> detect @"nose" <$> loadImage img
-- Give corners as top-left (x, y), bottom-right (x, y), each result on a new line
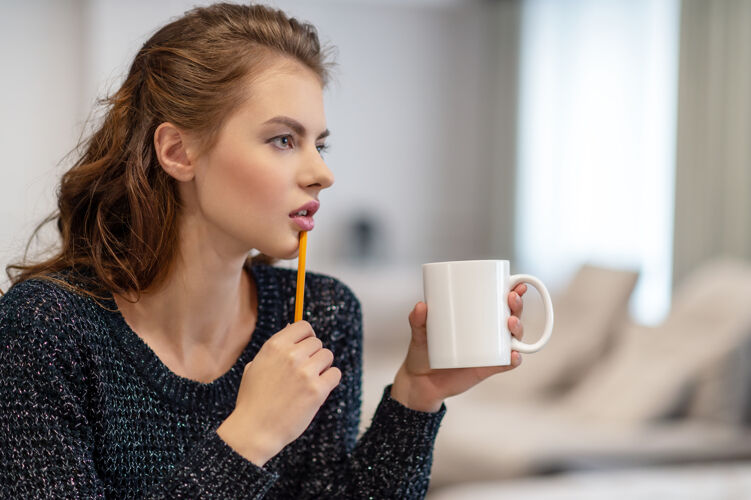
top-left (302, 146), bottom-right (335, 190)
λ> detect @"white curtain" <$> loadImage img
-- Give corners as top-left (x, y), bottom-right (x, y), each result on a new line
top-left (515, 0), bottom-right (680, 324)
top-left (673, 0), bottom-right (751, 287)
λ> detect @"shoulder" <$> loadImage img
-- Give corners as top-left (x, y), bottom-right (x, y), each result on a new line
top-left (307, 269), bottom-right (362, 314)
top-left (259, 264), bottom-right (361, 311)
top-left (0, 274), bottom-right (104, 365)
top-left (0, 276), bottom-right (81, 327)
top-left (305, 269), bottom-right (363, 331)
top-left (258, 264), bottom-right (363, 340)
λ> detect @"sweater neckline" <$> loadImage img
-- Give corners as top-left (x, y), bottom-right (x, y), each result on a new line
top-left (102, 262), bottom-right (282, 412)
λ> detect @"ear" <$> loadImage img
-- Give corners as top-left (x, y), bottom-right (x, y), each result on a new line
top-left (154, 122), bottom-right (196, 182)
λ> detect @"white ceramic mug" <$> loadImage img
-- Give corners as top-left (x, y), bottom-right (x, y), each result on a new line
top-left (422, 260), bottom-right (554, 369)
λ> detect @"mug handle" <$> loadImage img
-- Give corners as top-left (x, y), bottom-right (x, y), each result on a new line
top-left (508, 274), bottom-right (555, 354)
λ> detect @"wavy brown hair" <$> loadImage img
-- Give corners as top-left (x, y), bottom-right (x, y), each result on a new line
top-left (4, 3), bottom-right (334, 303)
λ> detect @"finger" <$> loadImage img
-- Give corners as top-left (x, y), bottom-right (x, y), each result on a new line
top-left (508, 292), bottom-right (524, 316)
top-left (511, 350), bottom-right (523, 367)
top-left (477, 351), bottom-right (523, 379)
top-left (306, 347), bottom-right (335, 374)
top-left (408, 302), bottom-right (427, 328)
top-left (514, 283), bottom-right (528, 297)
top-left (320, 366), bottom-right (342, 391)
top-left (295, 335), bottom-right (324, 358)
top-left (277, 320), bottom-right (316, 344)
top-left (508, 315), bottom-right (524, 340)
top-left (409, 302), bottom-right (428, 343)
top-left (475, 363), bottom-right (515, 380)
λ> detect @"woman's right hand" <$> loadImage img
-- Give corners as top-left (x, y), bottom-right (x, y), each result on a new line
top-left (216, 321), bottom-right (341, 466)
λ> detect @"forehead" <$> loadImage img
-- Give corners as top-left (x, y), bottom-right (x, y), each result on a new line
top-left (237, 58), bottom-right (326, 130)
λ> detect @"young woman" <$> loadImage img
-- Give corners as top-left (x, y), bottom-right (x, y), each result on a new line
top-left (0, 3), bottom-right (526, 498)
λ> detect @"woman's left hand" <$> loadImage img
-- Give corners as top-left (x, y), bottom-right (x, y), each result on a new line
top-left (390, 284), bottom-right (527, 412)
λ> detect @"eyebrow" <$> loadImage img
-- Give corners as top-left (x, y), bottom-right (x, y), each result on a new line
top-left (263, 116), bottom-right (330, 140)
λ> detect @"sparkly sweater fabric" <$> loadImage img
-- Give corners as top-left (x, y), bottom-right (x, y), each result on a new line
top-left (0, 263), bottom-right (446, 499)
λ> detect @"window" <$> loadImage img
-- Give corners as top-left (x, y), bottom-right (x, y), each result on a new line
top-left (515, 0), bottom-right (681, 324)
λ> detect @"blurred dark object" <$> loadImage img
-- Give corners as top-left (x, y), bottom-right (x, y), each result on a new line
top-left (346, 212), bottom-right (383, 263)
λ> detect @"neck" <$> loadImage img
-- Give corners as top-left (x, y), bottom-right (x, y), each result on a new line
top-left (114, 212), bottom-right (257, 360)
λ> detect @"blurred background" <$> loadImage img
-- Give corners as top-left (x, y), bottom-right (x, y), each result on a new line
top-left (2, 0), bottom-right (751, 498)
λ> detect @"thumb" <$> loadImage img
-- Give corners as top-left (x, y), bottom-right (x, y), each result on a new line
top-left (408, 301), bottom-right (428, 343)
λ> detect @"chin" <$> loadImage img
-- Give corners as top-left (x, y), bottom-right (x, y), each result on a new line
top-left (259, 238), bottom-right (300, 261)
top-left (284, 243), bottom-right (301, 260)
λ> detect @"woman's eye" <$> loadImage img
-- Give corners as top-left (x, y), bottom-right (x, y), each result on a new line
top-left (271, 135), bottom-right (293, 149)
top-left (269, 135), bottom-right (328, 156)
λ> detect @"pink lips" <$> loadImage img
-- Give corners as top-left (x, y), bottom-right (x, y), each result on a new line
top-left (289, 200), bottom-right (320, 231)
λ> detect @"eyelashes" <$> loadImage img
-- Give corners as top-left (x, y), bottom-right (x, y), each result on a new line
top-left (269, 135), bottom-right (329, 156)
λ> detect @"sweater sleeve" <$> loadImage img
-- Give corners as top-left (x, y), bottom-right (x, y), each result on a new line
top-left (144, 431), bottom-right (278, 499)
top-left (0, 289), bottom-right (106, 498)
top-left (287, 279), bottom-right (446, 499)
top-left (0, 284), bottom-right (277, 499)
top-left (339, 384), bottom-right (447, 499)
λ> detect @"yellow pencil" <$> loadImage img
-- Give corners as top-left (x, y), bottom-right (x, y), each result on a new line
top-left (294, 231), bottom-right (308, 322)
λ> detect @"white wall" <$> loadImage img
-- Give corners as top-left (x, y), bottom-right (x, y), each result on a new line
top-left (1, 0), bottom-right (513, 286)
top-left (0, 0), bottom-right (86, 292)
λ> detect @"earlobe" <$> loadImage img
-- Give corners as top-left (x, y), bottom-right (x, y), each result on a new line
top-left (154, 122), bottom-right (195, 182)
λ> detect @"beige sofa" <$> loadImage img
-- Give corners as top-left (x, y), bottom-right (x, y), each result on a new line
top-left (428, 460), bottom-right (751, 500)
top-left (323, 258), bottom-right (751, 497)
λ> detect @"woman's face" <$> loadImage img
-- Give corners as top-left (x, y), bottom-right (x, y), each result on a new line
top-left (185, 58), bottom-right (335, 260)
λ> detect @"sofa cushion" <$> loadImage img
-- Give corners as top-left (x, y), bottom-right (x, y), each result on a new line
top-left (560, 258), bottom-right (751, 422)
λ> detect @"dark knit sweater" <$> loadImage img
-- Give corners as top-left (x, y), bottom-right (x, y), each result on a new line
top-left (0, 263), bottom-right (445, 499)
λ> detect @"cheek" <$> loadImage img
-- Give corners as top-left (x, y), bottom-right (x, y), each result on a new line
top-left (239, 167), bottom-right (286, 210)
top-left (199, 150), bottom-right (287, 222)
